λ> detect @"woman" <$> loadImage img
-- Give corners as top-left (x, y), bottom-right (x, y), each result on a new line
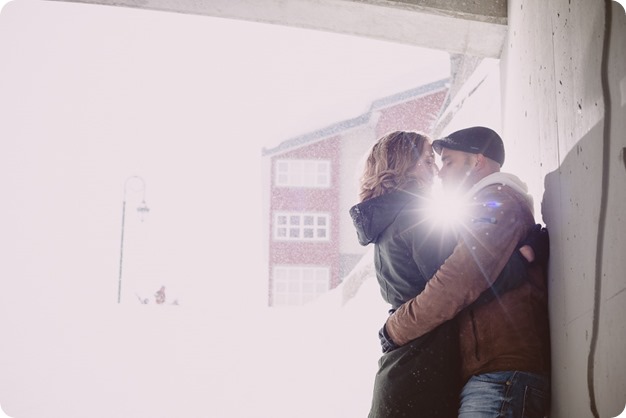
top-left (350, 131), bottom-right (461, 418)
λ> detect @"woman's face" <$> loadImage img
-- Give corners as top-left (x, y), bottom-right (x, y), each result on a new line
top-left (413, 143), bottom-right (439, 187)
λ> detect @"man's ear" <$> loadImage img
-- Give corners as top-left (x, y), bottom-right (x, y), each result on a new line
top-left (475, 153), bottom-right (485, 168)
top-left (476, 153), bottom-right (500, 173)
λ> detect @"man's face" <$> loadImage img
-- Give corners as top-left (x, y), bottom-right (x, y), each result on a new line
top-left (438, 148), bottom-right (478, 191)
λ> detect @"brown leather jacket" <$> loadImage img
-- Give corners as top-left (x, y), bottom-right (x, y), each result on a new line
top-left (385, 173), bottom-right (551, 381)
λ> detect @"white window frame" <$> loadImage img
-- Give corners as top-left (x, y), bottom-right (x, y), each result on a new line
top-left (274, 212), bottom-right (330, 241)
top-left (272, 265), bottom-right (330, 306)
top-left (275, 159), bottom-right (331, 188)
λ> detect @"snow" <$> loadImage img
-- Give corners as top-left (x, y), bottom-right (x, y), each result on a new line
top-left (0, 258), bottom-right (388, 417)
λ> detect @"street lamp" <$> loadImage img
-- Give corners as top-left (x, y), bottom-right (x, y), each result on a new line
top-left (117, 176), bottom-right (150, 303)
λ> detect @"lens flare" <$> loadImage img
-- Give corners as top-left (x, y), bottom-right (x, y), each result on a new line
top-left (424, 180), bottom-right (469, 230)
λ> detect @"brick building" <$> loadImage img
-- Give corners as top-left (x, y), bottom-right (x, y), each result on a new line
top-left (262, 78), bottom-right (450, 306)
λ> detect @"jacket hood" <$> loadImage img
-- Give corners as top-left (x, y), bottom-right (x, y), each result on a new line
top-left (350, 187), bottom-right (424, 246)
top-left (467, 172), bottom-right (535, 215)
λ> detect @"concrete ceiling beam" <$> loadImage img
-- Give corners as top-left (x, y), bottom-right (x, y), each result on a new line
top-left (47, 0), bottom-right (507, 58)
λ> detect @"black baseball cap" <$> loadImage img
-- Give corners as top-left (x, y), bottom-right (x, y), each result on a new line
top-left (432, 126), bottom-right (505, 167)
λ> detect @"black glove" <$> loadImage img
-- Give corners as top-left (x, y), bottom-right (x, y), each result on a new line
top-left (519, 224), bottom-right (550, 266)
top-left (378, 324), bottom-right (399, 354)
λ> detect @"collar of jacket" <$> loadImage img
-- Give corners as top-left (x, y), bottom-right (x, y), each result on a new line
top-left (350, 182), bottom-right (427, 246)
top-left (465, 172), bottom-right (534, 215)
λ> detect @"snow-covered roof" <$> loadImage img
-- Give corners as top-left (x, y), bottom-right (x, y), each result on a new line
top-left (262, 77), bottom-right (450, 156)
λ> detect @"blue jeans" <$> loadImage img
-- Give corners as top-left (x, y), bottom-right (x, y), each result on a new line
top-left (458, 371), bottom-right (550, 418)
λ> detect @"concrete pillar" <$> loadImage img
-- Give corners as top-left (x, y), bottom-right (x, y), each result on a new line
top-left (501, 1), bottom-right (626, 416)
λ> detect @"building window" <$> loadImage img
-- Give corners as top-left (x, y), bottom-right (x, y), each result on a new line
top-left (272, 265), bottom-right (330, 306)
top-left (274, 212), bottom-right (330, 241)
top-left (275, 159), bottom-right (331, 188)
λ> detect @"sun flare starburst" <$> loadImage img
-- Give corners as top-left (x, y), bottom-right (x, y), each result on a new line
top-left (424, 181), bottom-right (469, 230)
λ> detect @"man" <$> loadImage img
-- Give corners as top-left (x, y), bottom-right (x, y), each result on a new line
top-left (382, 126), bottom-right (551, 417)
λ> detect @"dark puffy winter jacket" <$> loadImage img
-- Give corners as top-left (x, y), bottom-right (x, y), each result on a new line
top-left (350, 184), bottom-right (462, 418)
top-left (350, 184), bottom-right (457, 310)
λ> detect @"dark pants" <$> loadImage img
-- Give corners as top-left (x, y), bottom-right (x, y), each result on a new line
top-left (368, 321), bottom-right (461, 418)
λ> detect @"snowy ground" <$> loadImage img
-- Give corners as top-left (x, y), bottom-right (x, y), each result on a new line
top-left (0, 270), bottom-right (389, 418)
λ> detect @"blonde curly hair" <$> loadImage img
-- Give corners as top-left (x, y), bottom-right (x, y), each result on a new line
top-left (359, 131), bottom-right (431, 202)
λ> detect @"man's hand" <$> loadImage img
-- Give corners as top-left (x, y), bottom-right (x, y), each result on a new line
top-left (518, 224), bottom-right (550, 265)
top-left (519, 245), bottom-right (535, 263)
top-left (379, 324), bottom-right (399, 353)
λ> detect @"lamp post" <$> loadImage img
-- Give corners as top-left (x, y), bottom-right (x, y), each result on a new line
top-left (117, 176), bottom-right (150, 304)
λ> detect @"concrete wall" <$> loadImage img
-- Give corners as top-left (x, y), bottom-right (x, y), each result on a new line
top-left (501, 1), bottom-right (626, 416)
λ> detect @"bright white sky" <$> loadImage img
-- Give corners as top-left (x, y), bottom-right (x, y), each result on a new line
top-left (0, 0), bottom-right (453, 152)
top-left (0, 0), bottom-right (451, 148)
